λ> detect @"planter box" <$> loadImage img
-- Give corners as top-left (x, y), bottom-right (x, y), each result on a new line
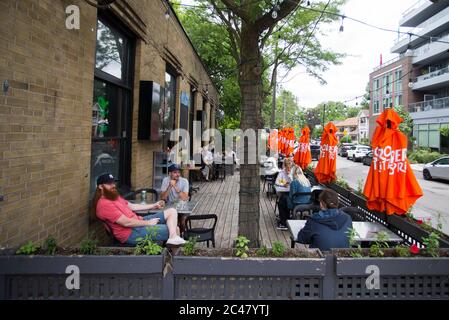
top-left (171, 253), bottom-right (326, 300)
top-left (0, 248), bottom-right (165, 300)
top-left (333, 251), bottom-right (449, 300)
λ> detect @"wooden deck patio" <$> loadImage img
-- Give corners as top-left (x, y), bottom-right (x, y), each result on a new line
top-left (188, 171), bottom-right (293, 248)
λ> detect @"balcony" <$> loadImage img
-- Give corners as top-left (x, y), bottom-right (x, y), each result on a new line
top-left (412, 33), bottom-right (449, 65)
top-left (410, 66), bottom-right (449, 90)
top-left (392, 6), bottom-right (449, 53)
top-left (408, 96), bottom-right (449, 113)
top-left (400, 0), bottom-right (449, 28)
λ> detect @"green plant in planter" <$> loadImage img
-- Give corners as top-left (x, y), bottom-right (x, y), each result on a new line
top-left (182, 236), bottom-right (198, 256)
top-left (256, 245), bottom-right (269, 257)
top-left (335, 175), bottom-right (350, 189)
top-left (272, 241), bottom-right (286, 257)
top-left (16, 241), bottom-right (40, 255)
top-left (134, 227), bottom-right (162, 255)
top-left (235, 235), bottom-right (250, 258)
top-left (43, 236), bottom-right (57, 255)
top-left (369, 231), bottom-right (389, 257)
top-left (394, 245), bottom-right (411, 257)
top-left (80, 233), bottom-right (98, 255)
top-left (347, 228), bottom-right (362, 258)
top-left (422, 232), bottom-right (440, 257)
top-left (355, 179), bottom-right (365, 197)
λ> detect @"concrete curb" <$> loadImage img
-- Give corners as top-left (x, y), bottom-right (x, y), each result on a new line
top-left (410, 163), bottom-right (424, 172)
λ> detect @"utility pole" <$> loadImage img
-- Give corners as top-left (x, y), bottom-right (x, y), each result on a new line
top-left (270, 39), bottom-right (278, 129)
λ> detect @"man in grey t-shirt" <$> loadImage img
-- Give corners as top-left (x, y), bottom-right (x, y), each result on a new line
top-left (161, 163), bottom-right (189, 204)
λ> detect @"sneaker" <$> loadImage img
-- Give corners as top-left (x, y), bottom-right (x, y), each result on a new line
top-left (276, 222), bottom-right (288, 231)
top-left (167, 236), bottom-right (187, 246)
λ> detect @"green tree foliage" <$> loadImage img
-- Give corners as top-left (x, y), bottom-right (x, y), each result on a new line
top-left (393, 105), bottom-right (413, 137)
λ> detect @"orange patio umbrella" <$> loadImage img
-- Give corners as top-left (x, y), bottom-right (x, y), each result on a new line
top-left (267, 129), bottom-right (278, 152)
top-left (294, 126), bottom-right (312, 169)
top-left (363, 108), bottom-right (423, 215)
top-left (285, 127), bottom-right (295, 156)
top-left (314, 122), bottom-right (338, 184)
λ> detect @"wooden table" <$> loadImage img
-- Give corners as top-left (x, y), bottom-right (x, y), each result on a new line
top-left (287, 219), bottom-right (403, 249)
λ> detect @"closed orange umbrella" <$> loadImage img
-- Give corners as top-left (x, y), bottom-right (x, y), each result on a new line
top-left (294, 126), bottom-right (312, 169)
top-left (314, 122), bottom-right (338, 184)
top-left (363, 108), bottom-right (423, 215)
top-left (285, 127), bottom-right (295, 156)
top-left (267, 129), bottom-right (278, 152)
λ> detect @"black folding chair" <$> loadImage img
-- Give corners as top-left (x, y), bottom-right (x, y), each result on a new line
top-left (183, 214), bottom-right (218, 248)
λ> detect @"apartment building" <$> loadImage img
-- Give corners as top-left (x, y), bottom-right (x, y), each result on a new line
top-left (369, 0), bottom-right (449, 151)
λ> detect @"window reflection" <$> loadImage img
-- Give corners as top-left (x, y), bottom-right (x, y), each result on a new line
top-left (95, 20), bottom-right (125, 80)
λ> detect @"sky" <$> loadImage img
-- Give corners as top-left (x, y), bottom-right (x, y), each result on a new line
top-left (181, 0), bottom-right (418, 108)
top-left (281, 0), bottom-right (417, 109)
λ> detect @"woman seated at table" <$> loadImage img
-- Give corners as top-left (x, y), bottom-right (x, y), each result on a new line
top-left (296, 189), bottom-right (352, 251)
top-left (275, 158), bottom-right (292, 186)
top-left (277, 166), bottom-right (311, 230)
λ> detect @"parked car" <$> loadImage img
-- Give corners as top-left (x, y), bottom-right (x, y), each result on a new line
top-left (310, 144), bottom-right (321, 160)
top-left (338, 143), bottom-right (355, 157)
top-left (347, 145), bottom-right (371, 162)
top-left (423, 156), bottom-right (449, 181)
top-left (362, 152), bottom-right (373, 166)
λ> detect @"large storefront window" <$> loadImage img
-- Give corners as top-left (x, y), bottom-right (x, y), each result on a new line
top-left (90, 15), bottom-right (134, 197)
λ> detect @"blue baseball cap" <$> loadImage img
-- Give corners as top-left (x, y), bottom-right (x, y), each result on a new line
top-left (96, 173), bottom-right (115, 186)
top-left (168, 163), bottom-right (181, 173)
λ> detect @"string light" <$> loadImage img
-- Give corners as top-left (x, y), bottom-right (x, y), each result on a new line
top-left (272, 2), bottom-right (280, 19)
top-left (165, 9), bottom-right (170, 19)
top-left (339, 16), bottom-right (345, 32)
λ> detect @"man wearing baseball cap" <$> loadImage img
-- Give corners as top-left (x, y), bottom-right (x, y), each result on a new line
top-left (92, 173), bottom-right (186, 246)
top-left (160, 163), bottom-right (189, 204)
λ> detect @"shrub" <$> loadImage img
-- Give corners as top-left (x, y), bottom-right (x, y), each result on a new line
top-left (422, 232), bottom-right (440, 257)
top-left (79, 233), bottom-right (98, 255)
top-left (16, 241), bottom-right (40, 255)
top-left (408, 149), bottom-right (447, 164)
top-left (235, 235), bottom-right (250, 258)
top-left (272, 241), bottom-right (286, 257)
top-left (134, 227), bottom-right (162, 255)
top-left (182, 236), bottom-right (198, 256)
top-left (394, 245), bottom-right (411, 257)
top-left (256, 245), bottom-right (269, 257)
top-left (43, 236), bottom-right (57, 255)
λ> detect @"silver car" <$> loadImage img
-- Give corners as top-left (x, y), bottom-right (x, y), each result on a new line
top-left (423, 156), bottom-right (449, 181)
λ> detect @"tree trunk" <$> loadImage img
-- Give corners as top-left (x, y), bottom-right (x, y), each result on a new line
top-left (238, 25), bottom-right (262, 247)
top-left (270, 62), bottom-right (277, 128)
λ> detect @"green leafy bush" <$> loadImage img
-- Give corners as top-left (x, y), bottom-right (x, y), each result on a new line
top-left (394, 245), bottom-right (411, 257)
top-left (422, 232), bottom-right (440, 257)
top-left (79, 233), bottom-right (98, 255)
top-left (182, 236), bottom-right (198, 256)
top-left (272, 241), bottom-right (286, 257)
top-left (408, 148), bottom-right (447, 164)
top-left (368, 231), bottom-right (389, 257)
top-left (235, 235), bottom-right (250, 258)
top-left (16, 241), bottom-right (40, 255)
top-left (43, 236), bottom-right (57, 255)
top-left (134, 227), bottom-right (162, 255)
top-left (256, 245), bottom-right (269, 257)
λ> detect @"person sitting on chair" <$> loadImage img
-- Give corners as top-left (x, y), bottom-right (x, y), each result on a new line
top-left (201, 146), bottom-right (214, 181)
top-left (161, 163), bottom-right (189, 204)
top-left (93, 173), bottom-right (186, 246)
top-left (277, 165), bottom-right (312, 230)
top-left (296, 189), bottom-right (352, 251)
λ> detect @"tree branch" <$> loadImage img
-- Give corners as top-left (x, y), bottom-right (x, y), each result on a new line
top-left (221, 0), bottom-right (250, 22)
top-left (255, 0), bottom-right (301, 33)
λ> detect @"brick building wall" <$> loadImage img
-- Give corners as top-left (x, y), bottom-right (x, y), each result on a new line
top-left (0, 0), bottom-right (218, 247)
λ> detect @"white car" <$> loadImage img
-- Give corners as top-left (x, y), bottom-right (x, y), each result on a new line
top-left (423, 156), bottom-right (449, 181)
top-left (347, 145), bottom-right (371, 162)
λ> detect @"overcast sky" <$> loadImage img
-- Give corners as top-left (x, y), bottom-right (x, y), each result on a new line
top-left (182, 0), bottom-right (418, 108)
top-left (281, 0), bottom-right (417, 109)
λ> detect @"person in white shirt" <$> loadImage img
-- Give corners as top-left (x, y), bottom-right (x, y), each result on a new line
top-left (275, 158), bottom-right (293, 186)
top-left (161, 163), bottom-right (189, 204)
top-left (201, 146), bottom-right (214, 181)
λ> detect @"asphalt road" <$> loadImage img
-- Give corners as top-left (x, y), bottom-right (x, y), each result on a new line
top-left (320, 156), bottom-right (449, 236)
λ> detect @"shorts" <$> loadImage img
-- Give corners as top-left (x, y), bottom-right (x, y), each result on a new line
top-left (125, 212), bottom-right (169, 245)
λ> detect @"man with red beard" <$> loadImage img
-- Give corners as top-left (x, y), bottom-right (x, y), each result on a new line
top-left (94, 173), bottom-right (186, 246)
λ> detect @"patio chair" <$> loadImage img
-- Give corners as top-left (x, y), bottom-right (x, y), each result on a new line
top-left (213, 163), bottom-right (226, 181)
top-left (266, 172), bottom-right (279, 199)
top-left (183, 214), bottom-right (218, 248)
top-left (102, 222), bottom-right (135, 247)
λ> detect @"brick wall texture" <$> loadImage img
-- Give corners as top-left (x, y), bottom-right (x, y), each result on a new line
top-left (0, 0), bottom-right (218, 247)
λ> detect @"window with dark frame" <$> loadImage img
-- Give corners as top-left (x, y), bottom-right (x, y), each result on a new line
top-left (90, 14), bottom-right (135, 198)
